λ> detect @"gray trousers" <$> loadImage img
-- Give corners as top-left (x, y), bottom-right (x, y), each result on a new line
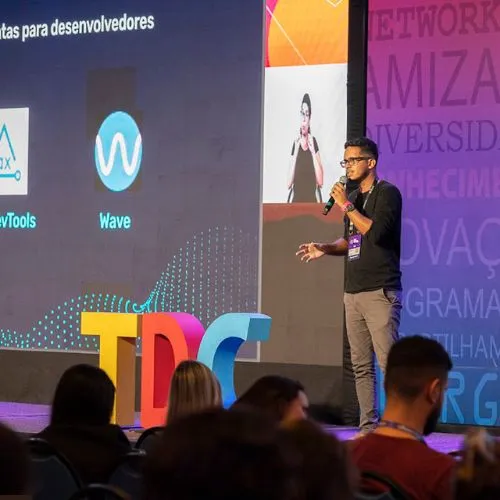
top-left (344, 288), bottom-right (402, 431)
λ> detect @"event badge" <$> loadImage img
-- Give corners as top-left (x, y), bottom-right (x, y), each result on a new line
top-left (348, 234), bottom-right (362, 261)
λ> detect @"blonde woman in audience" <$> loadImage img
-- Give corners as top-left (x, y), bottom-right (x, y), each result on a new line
top-left (167, 360), bottom-right (222, 423)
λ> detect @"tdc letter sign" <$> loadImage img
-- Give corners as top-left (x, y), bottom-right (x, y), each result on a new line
top-left (81, 312), bottom-right (271, 428)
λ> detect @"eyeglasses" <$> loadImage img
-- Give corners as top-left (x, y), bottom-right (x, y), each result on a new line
top-left (339, 157), bottom-right (373, 168)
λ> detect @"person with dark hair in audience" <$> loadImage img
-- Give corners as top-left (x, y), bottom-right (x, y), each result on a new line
top-left (231, 375), bottom-right (309, 425)
top-left (455, 428), bottom-right (500, 500)
top-left (143, 408), bottom-right (299, 500)
top-left (282, 419), bottom-right (356, 500)
top-left (350, 335), bottom-right (455, 499)
top-left (38, 364), bottom-right (131, 484)
top-left (0, 422), bottom-right (30, 495)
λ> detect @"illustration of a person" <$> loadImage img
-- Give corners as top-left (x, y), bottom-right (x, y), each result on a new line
top-left (288, 93), bottom-right (324, 202)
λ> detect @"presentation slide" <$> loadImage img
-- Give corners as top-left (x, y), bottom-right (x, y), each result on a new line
top-left (0, 0), bottom-right (263, 358)
top-left (263, 0), bottom-right (348, 205)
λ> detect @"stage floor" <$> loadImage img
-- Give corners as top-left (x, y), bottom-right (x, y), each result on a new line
top-left (0, 402), bottom-right (463, 453)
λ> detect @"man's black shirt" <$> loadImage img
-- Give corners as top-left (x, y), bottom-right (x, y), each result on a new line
top-left (343, 180), bottom-right (402, 293)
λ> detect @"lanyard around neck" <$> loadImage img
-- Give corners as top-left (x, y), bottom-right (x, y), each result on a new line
top-left (348, 178), bottom-right (378, 234)
top-left (377, 420), bottom-right (426, 444)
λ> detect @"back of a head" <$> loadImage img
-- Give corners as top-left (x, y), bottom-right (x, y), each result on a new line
top-left (384, 336), bottom-right (452, 402)
top-left (282, 420), bottom-right (355, 500)
top-left (0, 422), bottom-right (29, 494)
top-left (51, 364), bottom-right (115, 426)
top-left (144, 408), bottom-right (298, 500)
top-left (232, 375), bottom-right (304, 423)
top-left (167, 360), bottom-right (222, 423)
top-left (456, 429), bottom-right (500, 500)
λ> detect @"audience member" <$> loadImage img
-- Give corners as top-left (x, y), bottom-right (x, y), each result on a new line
top-left (38, 364), bottom-right (131, 484)
top-left (143, 408), bottom-right (299, 500)
top-left (231, 375), bottom-right (308, 425)
top-left (0, 422), bottom-right (30, 495)
top-left (455, 428), bottom-right (500, 500)
top-left (349, 335), bottom-right (455, 500)
top-left (167, 360), bottom-right (222, 423)
top-left (282, 419), bottom-right (356, 500)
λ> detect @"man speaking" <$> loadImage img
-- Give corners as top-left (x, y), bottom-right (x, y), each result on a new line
top-left (296, 137), bottom-right (402, 434)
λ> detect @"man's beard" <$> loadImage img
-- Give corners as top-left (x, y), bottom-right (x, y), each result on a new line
top-left (354, 169), bottom-right (372, 185)
top-left (423, 404), bottom-right (442, 436)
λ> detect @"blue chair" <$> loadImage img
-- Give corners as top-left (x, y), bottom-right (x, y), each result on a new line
top-left (134, 426), bottom-right (163, 452)
top-left (27, 437), bottom-right (82, 500)
top-left (68, 484), bottom-right (130, 500)
top-left (357, 471), bottom-right (410, 500)
top-left (108, 450), bottom-right (145, 500)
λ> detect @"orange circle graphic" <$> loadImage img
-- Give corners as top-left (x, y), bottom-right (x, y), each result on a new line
top-left (267, 0), bottom-right (348, 67)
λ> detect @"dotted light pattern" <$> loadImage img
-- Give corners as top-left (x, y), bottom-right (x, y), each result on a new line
top-left (0, 226), bottom-right (258, 351)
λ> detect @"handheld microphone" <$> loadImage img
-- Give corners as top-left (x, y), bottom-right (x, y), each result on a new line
top-left (322, 175), bottom-right (347, 215)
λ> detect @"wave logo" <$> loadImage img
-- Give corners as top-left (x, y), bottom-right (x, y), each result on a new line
top-left (95, 111), bottom-right (142, 192)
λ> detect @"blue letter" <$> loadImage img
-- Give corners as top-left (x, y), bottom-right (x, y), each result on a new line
top-left (474, 372), bottom-right (498, 426)
top-left (442, 371), bottom-right (465, 424)
top-left (196, 313), bottom-right (271, 406)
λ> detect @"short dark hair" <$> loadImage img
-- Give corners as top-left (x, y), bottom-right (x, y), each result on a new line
top-left (231, 375), bottom-right (305, 422)
top-left (384, 336), bottom-right (452, 401)
top-left (282, 420), bottom-right (354, 500)
top-left (0, 423), bottom-right (30, 494)
top-left (302, 93), bottom-right (312, 115)
top-left (143, 408), bottom-right (298, 500)
top-left (51, 364), bottom-right (115, 426)
top-left (344, 137), bottom-right (379, 161)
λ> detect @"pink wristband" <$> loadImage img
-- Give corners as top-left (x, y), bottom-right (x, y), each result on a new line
top-left (342, 201), bottom-right (353, 213)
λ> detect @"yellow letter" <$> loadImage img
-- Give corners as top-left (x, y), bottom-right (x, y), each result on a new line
top-left (81, 312), bottom-right (140, 425)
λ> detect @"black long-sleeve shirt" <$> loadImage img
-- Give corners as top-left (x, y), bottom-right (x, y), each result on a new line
top-left (343, 180), bottom-right (402, 293)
